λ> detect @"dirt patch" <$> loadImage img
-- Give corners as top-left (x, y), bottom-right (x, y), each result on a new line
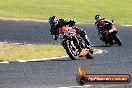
top-left (0, 17), bottom-right (81, 24)
top-left (0, 17), bottom-right (48, 22)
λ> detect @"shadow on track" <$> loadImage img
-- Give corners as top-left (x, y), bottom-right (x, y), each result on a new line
top-left (93, 44), bottom-right (121, 48)
top-left (93, 45), bottom-right (108, 47)
top-left (27, 59), bottom-right (71, 62)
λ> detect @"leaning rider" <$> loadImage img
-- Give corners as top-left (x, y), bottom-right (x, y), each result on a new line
top-left (95, 15), bottom-right (117, 40)
top-left (48, 16), bottom-right (93, 47)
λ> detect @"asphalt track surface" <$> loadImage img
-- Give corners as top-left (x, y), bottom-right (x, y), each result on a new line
top-left (0, 20), bottom-right (132, 88)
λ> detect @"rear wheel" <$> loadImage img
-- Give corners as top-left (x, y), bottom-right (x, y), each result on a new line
top-left (85, 51), bottom-right (94, 59)
top-left (82, 38), bottom-right (94, 59)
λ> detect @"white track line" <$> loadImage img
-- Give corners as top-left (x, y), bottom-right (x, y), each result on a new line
top-left (0, 61), bottom-right (9, 63)
top-left (69, 86), bottom-right (83, 88)
top-left (102, 50), bottom-right (109, 53)
top-left (0, 56), bottom-right (69, 64)
top-left (94, 49), bottom-right (103, 54)
top-left (84, 85), bottom-right (93, 87)
top-left (0, 49), bottom-right (108, 64)
top-left (18, 56), bottom-right (69, 62)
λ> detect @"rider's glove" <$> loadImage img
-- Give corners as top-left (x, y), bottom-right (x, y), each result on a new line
top-left (51, 35), bottom-right (55, 39)
top-left (51, 35), bottom-right (58, 40)
top-left (58, 33), bottom-right (64, 39)
top-left (109, 29), bottom-right (114, 33)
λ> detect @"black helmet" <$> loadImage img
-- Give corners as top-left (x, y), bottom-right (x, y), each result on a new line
top-left (95, 15), bottom-right (101, 20)
top-left (48, 16), bottom-right (58, 27)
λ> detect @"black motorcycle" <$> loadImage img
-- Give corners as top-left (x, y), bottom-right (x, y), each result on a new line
top-left (61, 26), bottom-right (94, 60)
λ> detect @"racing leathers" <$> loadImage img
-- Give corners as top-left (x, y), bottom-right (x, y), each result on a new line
top-left (49, 19), bottom-right (92, 46)
top-left (95, 18), bottom-right (117, 41)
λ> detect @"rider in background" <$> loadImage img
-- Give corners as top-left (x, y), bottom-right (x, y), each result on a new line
top-left (95, 15), bottom-right (117, 39)
top-left (48, 16), bottom-right (93, 47)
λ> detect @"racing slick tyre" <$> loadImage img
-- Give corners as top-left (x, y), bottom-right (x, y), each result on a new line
top-left (85, 51), bottom-right (94, 59)
top-left (114, 35), bottom-right (122, 46)
top-left (63, 41), bottom-right (78, 60)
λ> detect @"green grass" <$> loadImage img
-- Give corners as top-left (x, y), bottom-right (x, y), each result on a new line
top-left (0, 42), bottom-right (66, 61)
top-left (0, 0), bottom-right (132, 24)
top-left (0, 42), bottom-right (101, 61)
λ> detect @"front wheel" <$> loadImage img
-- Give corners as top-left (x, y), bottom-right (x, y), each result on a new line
top-left (63, 41), bottom-right (79, 60)
top-left (114, 34), bottom-right (122, 46)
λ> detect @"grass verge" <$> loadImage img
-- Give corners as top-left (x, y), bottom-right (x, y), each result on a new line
top-left (0, 42), bottom-right (66, 61)
top-left (0, 42), bottom-right (100, 61)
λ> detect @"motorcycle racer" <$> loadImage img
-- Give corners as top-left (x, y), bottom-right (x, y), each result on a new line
top-left (48, 16), bottom-right (93, 47)
top-left (95, 15), bottom-right (116, 34)
top-left (95, 15), bottom-right (117, 42)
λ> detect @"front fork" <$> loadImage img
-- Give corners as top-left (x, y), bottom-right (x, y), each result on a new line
top-left (71, 36), bottom-right (78, 45)
top-left (62, 36), bottom-right (79, 49)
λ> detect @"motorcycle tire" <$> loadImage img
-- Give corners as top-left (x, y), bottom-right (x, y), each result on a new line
top-left (63, 41), bottom-right (78, 60)
top-left (85, 51), bottom-right (94, 59)
top-left (114, 35), bottom-right (122, 46)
